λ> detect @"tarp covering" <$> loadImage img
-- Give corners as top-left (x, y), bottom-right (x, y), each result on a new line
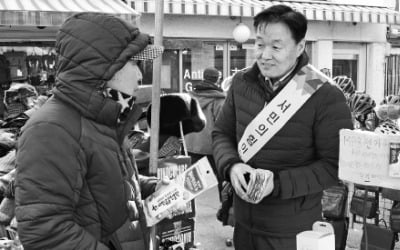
top-left (132, 0), bottom-right (400, 24)
top-left (0, 0), bottom-right (140, 26)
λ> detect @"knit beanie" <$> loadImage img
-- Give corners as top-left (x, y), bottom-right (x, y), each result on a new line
top-left (203, 67), bottom-right (220, 84)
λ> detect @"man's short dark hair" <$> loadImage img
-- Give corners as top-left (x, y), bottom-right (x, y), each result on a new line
top-left (253, 5), bottom-right (307, 43)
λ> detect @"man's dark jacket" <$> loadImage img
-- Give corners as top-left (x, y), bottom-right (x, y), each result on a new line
top-left (212, 53), bottom-right (353, 237)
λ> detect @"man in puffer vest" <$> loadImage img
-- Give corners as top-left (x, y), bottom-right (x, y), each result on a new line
top-left (15, 13), bottom-right (166, 250)
top-left (212, 5), bottom-right (353, 250)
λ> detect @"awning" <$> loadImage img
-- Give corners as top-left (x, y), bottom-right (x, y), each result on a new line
top-left (132, 0), bottom-right (400, 25)
top-left (0, 0), bottom-right (140, 26)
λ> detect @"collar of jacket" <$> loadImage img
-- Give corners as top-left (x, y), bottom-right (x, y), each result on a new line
top-left (190, 88), bottom-right (226, 99)
top-left (116, 103), bottom-right (142, 144)
top-left (193, 80), bottom-right (223, 92)
top-left (52, 81), bottom-right (140, 135)
top-left (243, 51), bottom-right (309, 89)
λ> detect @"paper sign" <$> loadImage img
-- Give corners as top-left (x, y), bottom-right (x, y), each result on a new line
top-left (157, 156), bottom-right (195, 220)
top-left (144, 157), bottom-right (218, 226)
top-left (339, 129), bottom-right (400, 189)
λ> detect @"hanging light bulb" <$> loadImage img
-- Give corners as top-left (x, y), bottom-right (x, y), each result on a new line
top-left (232, 22), bottom-right (251, 43)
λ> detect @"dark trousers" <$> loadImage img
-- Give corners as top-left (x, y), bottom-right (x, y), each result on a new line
top-left (234, 223), bottom-right (297, 250)
top-left (188, 152), bottom-right (223, 201)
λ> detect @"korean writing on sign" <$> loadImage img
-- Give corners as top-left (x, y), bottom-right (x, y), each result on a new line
top-left (151, 189), bottom-right (181, 212)
top-left (339, 129), bottom-right (400, 189)
top-left (240, 99), bottom-right (292, 154)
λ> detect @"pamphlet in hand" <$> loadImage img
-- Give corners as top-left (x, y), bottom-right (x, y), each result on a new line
top-left (143, 156), bottom-right (218, 226)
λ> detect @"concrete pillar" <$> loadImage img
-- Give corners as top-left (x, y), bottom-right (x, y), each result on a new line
top-left (311, 40), bottom-right (333, 77)
top-left (366, 43), bottom-right (386, 103)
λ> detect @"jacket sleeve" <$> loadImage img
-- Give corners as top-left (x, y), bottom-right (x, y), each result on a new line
top-left (212, 82), bottom-right (242, 181)
top-left (15, 123), bottom-right (107, 250)
top-left (276, 85), bottom-right (353, 199)
top-left (211, 97), bottom-right (225, 122)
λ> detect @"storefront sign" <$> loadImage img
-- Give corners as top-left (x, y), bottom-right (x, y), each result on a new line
top-left (215, 44), bottom-right (224, 51)
top-left (183, 69), bottom-right (202, 92)
top-left (185, 82), bottom-right (193, 92)
top-left (183, 69), bottom-right (203, 80)
top-left (339, 129), bottom-right (400, 189)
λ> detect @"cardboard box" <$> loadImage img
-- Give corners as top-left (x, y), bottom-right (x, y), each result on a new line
top-left (296, 221), bottom-right (335, 250)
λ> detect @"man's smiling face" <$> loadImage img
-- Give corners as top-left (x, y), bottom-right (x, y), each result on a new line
top-left (255, 22), bottom-right (305, 80)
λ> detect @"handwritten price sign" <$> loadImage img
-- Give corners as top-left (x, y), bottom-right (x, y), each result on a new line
top-left (339, 129), bottom-right (400, 189)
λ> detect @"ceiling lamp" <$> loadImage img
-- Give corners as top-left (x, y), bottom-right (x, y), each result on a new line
top-left (232, 22), bottom-right (251, 43)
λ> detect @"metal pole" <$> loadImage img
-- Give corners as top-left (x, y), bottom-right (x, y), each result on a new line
top-left (179, 50), bottom-right (183, 92)
top-left (148, 0), bottom-right (164, 249)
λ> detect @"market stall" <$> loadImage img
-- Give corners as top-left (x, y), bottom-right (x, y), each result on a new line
top-left (336, 94), bottom-right (400, 250)
top-left (0, 0), bottom-right (140, 118)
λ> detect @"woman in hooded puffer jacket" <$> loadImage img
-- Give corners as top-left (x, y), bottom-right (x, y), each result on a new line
top-left (15, 13), bottom-right (166, 250)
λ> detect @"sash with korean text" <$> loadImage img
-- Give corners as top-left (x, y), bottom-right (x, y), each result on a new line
top-left (238, 64), bottom-right (330, 162)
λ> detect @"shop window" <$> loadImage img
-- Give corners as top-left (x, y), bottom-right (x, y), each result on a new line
top-left (162, 50), bottom-right (179, 91)
top-left (4, 51), bottom-right (28, 82)
top-left (0, 43), bottom-right (56, 96)
top-left (333, 59), bottom-right (358, 89)
top-left (137, 49), bottom-right (179, 93)
top-left (333, 42), bottom-right (366, 92)
top-left (160, 39), bottom-right (313, 93)
top-left (385, 54), bottom-right (400, 96)
top-left (305, 41), bottom-right (312, 64)
top-left (0, 43), bottom-right (55, 118)
top-left (228, 41), bottom-right (312, 78)
top-left (144, 39), bottom-right (224, 93)
top-left (182, 42), bottom-right (223, 92)
top-left (222, 41), bottom-right (313, 91)
top-left (229, 43), bottom-right (255, 77)
top-left (137, 60), bottom-right (152, 86)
